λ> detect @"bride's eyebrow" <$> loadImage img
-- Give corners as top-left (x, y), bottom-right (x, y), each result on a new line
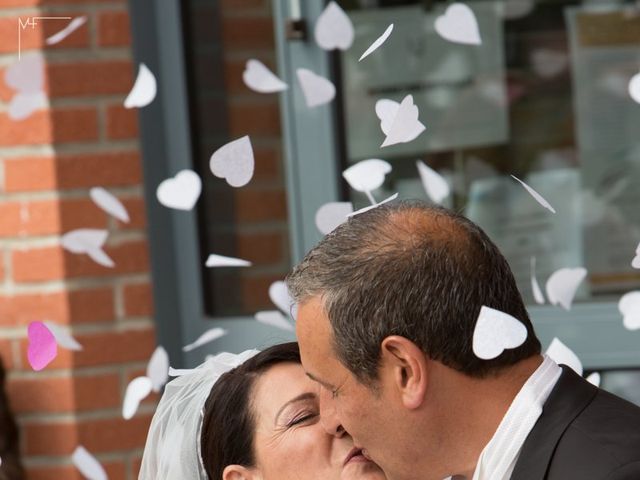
top-left (274, 392), bottom-right (316, 424)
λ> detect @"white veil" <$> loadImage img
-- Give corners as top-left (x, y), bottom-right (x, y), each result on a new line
top-left (139, 350), bottom-right (259, 480)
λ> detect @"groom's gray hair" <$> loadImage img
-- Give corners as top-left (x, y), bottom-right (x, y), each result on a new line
top-left (286, 200), bottom-right (541, 386)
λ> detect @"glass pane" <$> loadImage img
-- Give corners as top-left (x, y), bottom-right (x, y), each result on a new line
top-left (182, 0), bottom-right (292, 317)
top-left (338, 0), bottom-right (640, 305)
top-left (598, 369), bottom-right (640, 406)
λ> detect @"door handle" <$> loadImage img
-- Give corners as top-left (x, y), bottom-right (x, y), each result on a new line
top-left (285, 0), bottom-right (307, 40)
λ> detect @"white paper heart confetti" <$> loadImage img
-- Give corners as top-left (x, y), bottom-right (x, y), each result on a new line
top-left (586, 372), bottom-right (601, 387)
top-left (255, 310), bottom-right (294, 332)
top-left (43, 321), bottom-right (82, 351)
top-left (628, 72), bottom-right (640, 104)
top-left (61, 229), bottom-right (115, 268)
top-left (5, 53), bottom-right (44, 94)
top-left (205, 254), bottom-right (251, 268)
top-left (348, 192), bottom-right (398, 217)
top-left (8, 91), bottom-right (47, 121)
top-left (618, 291), bottom-right (640, 331)
top-left (243, 59), bottom-right (288, 93)
top-left (269, 281), bottom-right (292, 315)
top-left (343, 159), bottom-right (392, 194)
top-left (90, 187), bottom-right (130, 223)
top-left (46, 16), bottom-right (87, 45)
top-left (156, 170), bottom-right (202, 211)
top-left (531, 49), bottom-right (568, 79)
top-left (472, 306), bottom-right (528, 360)
top-left (297, 68), bottom-right (336, 108)
top-left (416, 161), bottom-right (450, 204)
top-left (146, 346), bottom-right (169, 392)
top-left (632, 242), bottom-right (640, 269)
top-left (530, 257), bottom-right (545, 305)
top-left (511, 175), bottom-right (556, 213)
top-left (545, 267), bottom-right (587, 311)
top-left (545, 338), bottom-right (583, 375)
top-left (209, 136), bottom-right (255, 187)
top-left (359, 24), bottom-right (394, 61)
top-left (315, 1), bottom-right (354, 51)
top-left (182, 327), bottom-right (228, 352)
top-left (124, 63), bottom-right (157, 109)
top-left (122, 376), bottom-right (153, 420)
top-left (435, 3), bottom-right (482, 46)
top-left (72, 446), bottom-right (107, 480)
top-left (380, 95), bottom-right (426, 148)
top-left (315, 202), bottom-right (354, 234)
top-left (375, 99), bottom-right (399, 136)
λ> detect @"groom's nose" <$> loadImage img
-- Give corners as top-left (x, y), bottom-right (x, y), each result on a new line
top-left (319, 387), bottom-right (344, 437)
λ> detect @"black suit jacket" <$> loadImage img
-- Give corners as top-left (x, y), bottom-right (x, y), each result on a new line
top-left (511, 366), bottom-right (640, 480)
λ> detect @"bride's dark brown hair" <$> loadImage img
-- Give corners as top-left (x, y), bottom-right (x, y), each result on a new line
top-left (200, 342), bottom-right (301, 480)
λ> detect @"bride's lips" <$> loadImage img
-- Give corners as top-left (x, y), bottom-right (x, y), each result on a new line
top-left (343, 447), bottom-right (367, 466)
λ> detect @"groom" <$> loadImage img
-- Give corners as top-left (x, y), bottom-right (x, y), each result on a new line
top-left (287, 201), bottom-right (640, 480)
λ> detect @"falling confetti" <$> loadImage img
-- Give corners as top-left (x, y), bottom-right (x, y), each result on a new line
top-left (255, 311), bottom-right (294, 332)
top-left (348, 192), bottom-right (399, 217)
top-left (156, 170), bottom-right (202, 211)
top-left (586, 372), bottom-right (601, 387)
top-left (45, 16), bottom-right (87, 45)
top-left (205, 254), bottom-right (251, 268)
top-left (546, 338), bottom-right (583, 375)
top-left (618, 291), bottom-right (640, 331)
top-left (530, 49), bottom-right (568, 79)
top-left (314, 1), bottom-right (354, 51)
top-left (146, 346), bottom-right (169, 392)
top-left (380, 95), bottom-right (426, 148)
top-left (27, 321), bottom-right (58, 371)
top-left (209, 136), bottom-right (255, 188)
top-left (416, 161), bottom-right (450, 204)
top-left (4, 53), bottom-right (46, 120)
top-left (628, 72), bottom-right (640, 104)
top-left (72, 446), bottom-right (107, 480)
top-left (359, 24), bottom-right (394, 61)
top-left (511, 175), bottom-right (556, 214)
top-left (343, 159), bottom-right (392, 202)
top-left (632, 242), bottom-right (640, 269)
top-left (315, 202), bottom-right (354, 234)
top-left (61, 229), bottom-right (115, 268)
top-left (269, 281), bottom-right (293, 315)
top-left (182, 328), bottom-right (228, 352)
top-left (242, 59), bottom-right (288, 93)
top-left (90, 187), bottom-right (130, 223)
top-left (43, 321), bottom-right (82, 351)
top-left (530, 257), bottom-right (545, 305)
top-left (434, 3), bottom-right (482, 45)
top-left (472, 306), bottom-right (528, 360)
top-left (123, 376), bottom-right (153, 420)
top-left (296, 68), bottom-right (336, 108)
top-left (124, 63), bottom-right (157, 109)
top-left (545, 267), bottom-right (587, 311)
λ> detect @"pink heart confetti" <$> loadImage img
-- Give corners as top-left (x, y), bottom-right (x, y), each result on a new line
top-left (27, 321), bottom-right (58, 371)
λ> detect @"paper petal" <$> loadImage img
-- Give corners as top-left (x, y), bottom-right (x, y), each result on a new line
top-left (375, 99), bottom-right (400, 136)
top-left (72, 446), bottom-right (107, 480)
top-left (511, 175), bottom-right (556, 213)
top-left (8, 92), bottom-right (47, 120)
top-left (205, 254), bottom-right (251, 268)
top-left (381, 95), bottom-right (426, 148)
top-left (124, 63), bottom-right (157, 109)
top-left (27, 321), bottom-right (58, 371)
top-left (182, 328), bottom-right (228, 352)
top-left (472, 306), bottom-right (528, 360)
top-left (87, 248), bottom-right (115, 268)
top-left (156, 170), bottom-right (202, 211)
top-left (243, 59), bottom-right (288, 93)
top-left (416, 161), bottom-right (450, 204)
top-left (348, 193), bottom-right (398, 217)
top-left (43, 321), bottom-right (82, 351)
top-left (618, 291), bottom-right (640, 331)
top-left (296, 68), bottom-right (336, 108)
top-left (61, 229), bottom-right (108, 254)
top-left (632, 242), bottom-right (640, 269)
top-left (5, 53), bottom-right (44, 94)
top-left (90, 187), bottom-right (130, 223)
top-left (146, 346), bottom-right (169, 392)
top-left (314, 1), bottom-right (354, 51)
top-left (629, 72), bottom-right (640, 104)
top-left (255, 310), bottom-right (294, 331)
top-left (586, 372), bottom-right (601, 387)
top-left (122, 376), bottom-right (153, 420)
top-left (530, 257), bottom-right (545, 304)
top-left (209, 136), bottom-right (255, 188)
top-left (269, 281), bottom-right (291, 315)
top-left (45, 16), bottom-right (87, 45)
top-left (343, 159), bottom-right (392, 193)
top-left (497, 0), bottom-right (535, 20)
top-left (545, 267), bottom-right (587, 311)
top-left (531, 49), bottom-right (567, 79)
top-left (434, 3), bottom-right (482, 45)
top-left (359, 24), bottom-right (393, 61)
top-left (315, 202), bottom-right (353, 234)
top-left (545, 338), bottom-right (583, 375)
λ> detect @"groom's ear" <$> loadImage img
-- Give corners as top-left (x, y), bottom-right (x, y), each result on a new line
top-left (380, 336), bottom-right (428, 410)
top-left (223, 464), bottom-right (259, 480)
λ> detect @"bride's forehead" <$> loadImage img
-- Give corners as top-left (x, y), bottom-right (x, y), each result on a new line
top-left (252, 363), bottom-right (318, 408)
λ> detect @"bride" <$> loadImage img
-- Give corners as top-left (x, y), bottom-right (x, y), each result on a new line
top-left (139, 342), bottom-right (387, 479)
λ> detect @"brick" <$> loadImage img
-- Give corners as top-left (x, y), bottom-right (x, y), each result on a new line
top-left (106, 103), bottom-right (138, 140)
top-left (234, 188), bottom-right (287, 222)
top-left (3, 156), bottom-right (56, 192)
top-left (236, 231), bottom-right (283, 265)
top-left (97, 10), bottom-right (130, 47)
top-left (0, 16), bottom-right (44, 54)
top-left (221, 16), bottom-right (275, 50)
top-left (26, 462), bottom-right (125, 480)
top-left (47, 60), bottom-right (133, 98)
top-left (253, 147), bottom-right (280, 180)
top-left (7, 372), bottom-right (120, 413)
top-left (0, 111), bottom-right (52, 146)
top-left (0, 338), bottom-right (14, 369)
top-left (12, 245), bottom-right (64, 283)
top-left (68, 288), bottom-right (115, 323)
top-left (52, 107), bottom-right (99, 143)
top-left (241, 273), bottom-right (285, 310)
top-left (228, 101), bottom-right (281, 136)
top-left (123, 282), bottom-right (153, 317)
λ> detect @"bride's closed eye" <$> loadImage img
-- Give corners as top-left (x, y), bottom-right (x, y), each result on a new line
top-left (286, 410), bottom-right (318, 427)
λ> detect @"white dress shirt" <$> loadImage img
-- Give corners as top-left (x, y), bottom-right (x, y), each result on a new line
top-left (471, 355), bottom-right (562, 480)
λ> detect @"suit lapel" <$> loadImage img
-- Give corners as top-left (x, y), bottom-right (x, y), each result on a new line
top-left (510, 366), bottom-right (598, 480)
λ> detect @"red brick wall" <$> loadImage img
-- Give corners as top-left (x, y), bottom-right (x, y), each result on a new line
top-left (0, 1), bottom-right (155, 479)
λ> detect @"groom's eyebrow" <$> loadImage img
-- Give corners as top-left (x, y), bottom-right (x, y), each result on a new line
top-left (306, 372), bottom-right (334, 390)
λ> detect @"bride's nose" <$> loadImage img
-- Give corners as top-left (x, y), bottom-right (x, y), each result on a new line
top-left (319, 387), bottom-right (345, 437)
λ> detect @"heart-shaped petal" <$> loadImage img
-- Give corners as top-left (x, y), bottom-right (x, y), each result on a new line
top-left (618, 291), bottom-right (640, 331)
top-left (8, 92), bottom-right (47, 121)
top-left (315, 202), bottom-right (354, 234)
top-left (629, 71), bottom-right (640, 104)
top-left (545, 338), bottom-right (583, 375)
top-left (297, 68), bottom-right (336, 108)
top-left (72, 446), bottom-right (107, 480)
top-left (472, 306), bottom-right (528, 360)
top-left (43, 321), bottom-right (82, 351)
top-left (269, 281), bottom-right (292, 315)
top-left (435, 3), bottom-right (481, 46)
top-left (243, 59), bottom-right (288, 93)
top-left (416, 161), bottom-right (450, 204)
top-left (210, 136), bottom-right (255, 188)
top-left (27, 321), bottom-right (58, 371)
top-left (122, 376), bottom-right (153, 420)
top-left (314, 1), bottom-right (354, 51)
top-left (380, 95), bottom-right (426, 148)
top-left (90, 187), bottom-right (130, 223)
top-left (146, 346), bottom-right (169, 392)
top-left (182, 327), bottom-right (228, 352)
top-left (545, 267), bottom-right (587, 311)
top-left (343, 159), bottom-right (392, 193)
top-left (5, 53), bottom-right (44, 94)
top-left (124, 63), bottom-right (157, 109)
top-left (255, 310), bottom-right (294, 332)
top-left (375, 99), bottom-right (400, 136)
top-left (586, 372), bottom-right (601, 387)
top-left (157, 170), bottom-right (202, 211)
top-left (359, 24), bottom-right (394, 61)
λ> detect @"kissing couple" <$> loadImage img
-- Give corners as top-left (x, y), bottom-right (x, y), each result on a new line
top-left (140, 201), bottom-right (640, 480)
